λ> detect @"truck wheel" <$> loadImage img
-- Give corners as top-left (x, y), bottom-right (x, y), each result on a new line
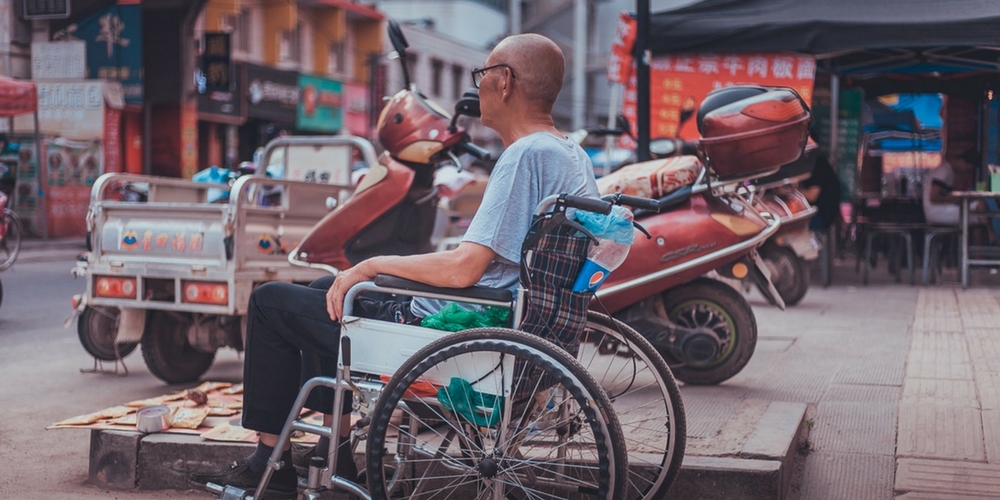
top-left (141, 311), bottom-right (215, 384)
top-left (78, 306), bottom-right (139, 361)
top-left (760, 244), bottom-right (809, 306)
top-left (657, 278), bottom-right (757, 385)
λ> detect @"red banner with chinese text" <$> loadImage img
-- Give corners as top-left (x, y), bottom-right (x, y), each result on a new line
top-left (620, 53), bottom-right (816, 144)
top-left (607, 12), bottom-right (636, 84)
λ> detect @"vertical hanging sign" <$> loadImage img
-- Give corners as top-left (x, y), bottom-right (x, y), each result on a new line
top-left (71, 4), bottom-right (144, 105)
top-left (202, 32), bottom-right (231, 93)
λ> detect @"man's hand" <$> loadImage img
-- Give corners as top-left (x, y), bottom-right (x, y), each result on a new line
top-left (327, 259), bottom-right (377, 321)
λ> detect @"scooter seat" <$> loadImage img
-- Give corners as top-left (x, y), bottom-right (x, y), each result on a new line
top-left (597, 156), bottom-right (702, 200)
top-left (374, 274), bottom-right (514, 304)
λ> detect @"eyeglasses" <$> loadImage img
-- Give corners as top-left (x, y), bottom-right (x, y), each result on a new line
top-left (471, 63), bottom-right (516, 89)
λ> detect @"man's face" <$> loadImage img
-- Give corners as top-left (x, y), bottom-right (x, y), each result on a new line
top-left (478, 55), bottom-right (501, 128)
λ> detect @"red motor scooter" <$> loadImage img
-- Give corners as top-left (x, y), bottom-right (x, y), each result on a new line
top-left (589, 85), bottom-right (811, 385)
top-left (288, 24), bottom-right (490, 275)
top-left (748, 144), bottom-right (820, 306)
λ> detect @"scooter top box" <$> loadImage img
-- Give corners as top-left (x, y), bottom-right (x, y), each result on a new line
top-left (698, 87), bottom-right (810, 181)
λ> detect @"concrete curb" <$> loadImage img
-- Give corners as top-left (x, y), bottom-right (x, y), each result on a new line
top-left (87, 401), bottom-right (808, 499)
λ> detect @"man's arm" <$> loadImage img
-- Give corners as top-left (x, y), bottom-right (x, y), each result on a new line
top-left (326, 242), bottom-right (496, 320)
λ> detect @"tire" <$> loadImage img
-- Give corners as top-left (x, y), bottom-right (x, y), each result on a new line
top-left (760, 243), bottom-right (809, 306)
top-left (77, 306), bottom-right (139, 361)
top-left (366, 328), bottom-right (627, 500)
top-left (0, 278), bottom-right (4, 313)
top-left (583, 311), bottom-right (686, 500)
top-left (0, 209), bottom-right (23, 271)
top-left (657, 278), bottom-right (758, 385)
top-left (141, 310), bottom-right (215, 384)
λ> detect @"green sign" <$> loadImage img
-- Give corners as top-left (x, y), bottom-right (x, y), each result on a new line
top-left (813, 87), bottom-right (863, 200)
top-left (296, 74), bottom-right (343, 133)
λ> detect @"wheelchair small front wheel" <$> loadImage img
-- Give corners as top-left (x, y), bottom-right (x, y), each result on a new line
top-left (365, 327), bottom-right (627, 500)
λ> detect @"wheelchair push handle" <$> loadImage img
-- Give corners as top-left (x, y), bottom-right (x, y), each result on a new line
top-left (561, 195), bottom-right (613, 215)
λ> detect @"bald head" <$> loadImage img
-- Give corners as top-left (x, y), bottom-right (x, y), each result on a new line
top-left (490, 34), bottom-right (565, 110)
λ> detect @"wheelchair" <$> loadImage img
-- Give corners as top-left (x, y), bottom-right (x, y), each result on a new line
top-left (205, 194), bottom-right (685, 500)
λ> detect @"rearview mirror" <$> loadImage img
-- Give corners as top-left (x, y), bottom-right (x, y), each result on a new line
top-left (388, 21), bottom-right (408, 57)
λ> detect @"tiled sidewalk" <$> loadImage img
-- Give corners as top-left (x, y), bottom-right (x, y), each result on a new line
top-left (895, 288), bottom-right (1000, 499)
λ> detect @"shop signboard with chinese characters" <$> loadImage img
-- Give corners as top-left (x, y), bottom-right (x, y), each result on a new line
top-left (198, 60), bottom-right (245, 125)
top-left (72, 3), bottom-right (144, 105)
top-left (619, 53), bottom-right (816, 143)
top-left (246, 64), bottom-right (298, 124)
top-left (611, 11), bottom-right (815, 143)
top-left (342, 82), bottom-right (370, 137)
top-left (202, 33), bottom-right (231, 93)
top-left (296, 74), bottom-right (343, 133)
top-left (31, 41), bottom-right (86, 80)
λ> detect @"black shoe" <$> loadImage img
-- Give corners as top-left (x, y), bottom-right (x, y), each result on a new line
top-left (291, 442), bottom-right (359, 480)
top-left (189, 458), bottom-right (297, 499)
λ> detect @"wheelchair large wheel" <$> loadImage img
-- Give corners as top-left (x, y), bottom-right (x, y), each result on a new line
top-left (365, 327), bottom-right (627, 500)
top-left (582, 312), bottom-right (686, 500)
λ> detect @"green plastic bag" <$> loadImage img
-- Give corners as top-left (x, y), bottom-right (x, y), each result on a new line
top-left (420, 302), bottom-right (510, 332)
top-left (437, 377), bottom-right (503, 427)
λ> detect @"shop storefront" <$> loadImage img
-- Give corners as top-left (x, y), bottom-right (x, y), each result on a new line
top-left (197, 60), bottom-right (245, 169)
top-left (240, 64), bottom-right (298, 163)
top-left (28, 80), bottom-right (124, 238)
top-left (297, 73), bottom-right (343, 134)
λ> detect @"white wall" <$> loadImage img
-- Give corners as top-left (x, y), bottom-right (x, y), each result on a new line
top-left (377, 0), bottom-right (506, 49)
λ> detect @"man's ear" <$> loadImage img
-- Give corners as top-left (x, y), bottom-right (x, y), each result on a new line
top-left (499, 71), bottom-right (513, 101)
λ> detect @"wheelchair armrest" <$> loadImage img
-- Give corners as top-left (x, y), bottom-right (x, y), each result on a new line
top-left (374, 274), bottom-right (514, 303)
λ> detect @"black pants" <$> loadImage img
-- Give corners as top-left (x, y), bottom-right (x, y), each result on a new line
top-left (241, 276), bottom-right (418, 435)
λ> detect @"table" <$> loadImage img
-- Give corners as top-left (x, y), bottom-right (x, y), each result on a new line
top-left (955, 191), bottom-right (1000, 288)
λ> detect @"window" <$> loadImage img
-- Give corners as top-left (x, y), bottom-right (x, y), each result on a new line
top-left (279, 23), bottom-right (302, 63)
top-left (431, 59), bottom-right (444, 97)
top-left (452, 64), bottom-right (464, 99)
top-left (328, 42), bottom-right (345, 74)
top-left (221, 8), bottom-right (251, 52)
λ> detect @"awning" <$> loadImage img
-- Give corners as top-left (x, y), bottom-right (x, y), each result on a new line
top-left (0, 77), bottom-right (38, 117)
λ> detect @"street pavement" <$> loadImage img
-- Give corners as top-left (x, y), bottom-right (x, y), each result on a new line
top-left (10, 238), bottom-right (1000, 499)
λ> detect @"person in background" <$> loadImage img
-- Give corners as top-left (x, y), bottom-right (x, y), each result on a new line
top-left (922, 149), bottom-right (978, 226)
top-left (800, 147), bottom-right (843, 233)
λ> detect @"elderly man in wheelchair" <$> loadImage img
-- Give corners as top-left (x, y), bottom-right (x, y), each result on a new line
top-left (188, 33), bottom-right (630, 500)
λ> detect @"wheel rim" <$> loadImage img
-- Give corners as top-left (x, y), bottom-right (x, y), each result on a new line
top-left (666, 299), bottom-right (737, 369)
top-left (580, 316), bottom-right (684, 500)
top-left (367, 331), bottom-right (621, 500)
top-left (766, 252), bottom-right (798, 295)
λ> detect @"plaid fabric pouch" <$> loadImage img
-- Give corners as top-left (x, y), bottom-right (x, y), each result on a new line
top-left (512, 216), bottom-right (594, 402)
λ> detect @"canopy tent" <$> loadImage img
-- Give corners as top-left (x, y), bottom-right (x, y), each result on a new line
top-left (0, 76), bottom-right (37, 117)
top-left (642, 0), bottom-right (1000, 76)
top-left (0, 76), bottom-right (44, 237)
top-left (628, 0), bottom-right (1000, 159)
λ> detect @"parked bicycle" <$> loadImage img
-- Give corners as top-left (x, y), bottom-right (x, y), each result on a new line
top-left (0, 164), bottom-right (23, 271)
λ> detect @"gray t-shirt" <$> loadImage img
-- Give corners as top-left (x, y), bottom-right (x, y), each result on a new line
top-left (410, 132), bottom-right (599, 318)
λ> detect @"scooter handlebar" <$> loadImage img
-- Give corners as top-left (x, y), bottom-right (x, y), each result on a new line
top-left (456, 140), bottom-right (491, 161)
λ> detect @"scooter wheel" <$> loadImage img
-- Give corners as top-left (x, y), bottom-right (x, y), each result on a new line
top-left (760, 244), bottom-right (809, 307)
top-left (658, 278), bottom-right (757, 385)
top-left (141, 310), bottom-right (215, 384)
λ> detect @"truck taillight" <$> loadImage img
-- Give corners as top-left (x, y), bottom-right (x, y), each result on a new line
top-left (182, 281), bottom-right (229, 305)
top-left (94, 276), bottom-right (137, 299)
